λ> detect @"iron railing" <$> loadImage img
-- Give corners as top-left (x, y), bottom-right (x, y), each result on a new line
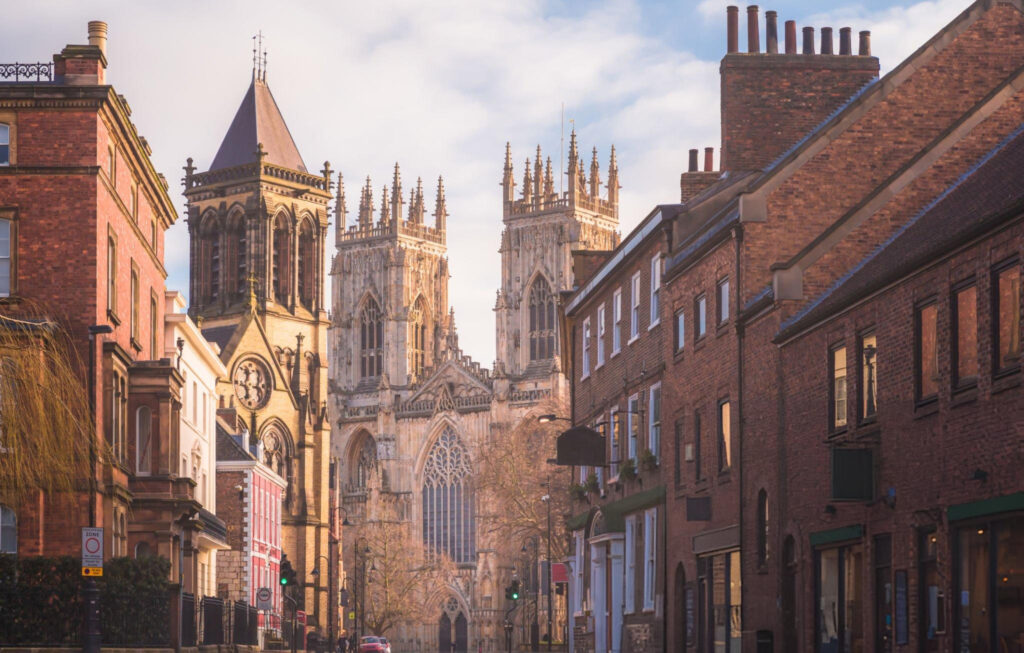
top-left (0, 62), bottom-right (53, 82)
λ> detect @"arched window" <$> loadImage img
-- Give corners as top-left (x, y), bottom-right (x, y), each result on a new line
top-left (272, 214), bottom-right (291, 303)
top-left (199, 214), bottom-right (221, 304)
top-left (528, 277), bottom-right (556, 361)
top-left (360, 298), bottom-right (383, 378)
top-left (0, 505), bottom-right (15, 554)
top-left (135, 541), bottom-right (151, 558)
top-left (422, 427), bottom-right (474, 563)
top-left (757, 489), bottom-right (769, 565)
top-left (351, 434), bottom-right (376, 491)
top-left (136, 406), bottom-right (152, 475)
top-left (297, 220), bottom-right (315, 309)
top-left (224, 211), bottom-right (246, 299)
top-left (409, 297), bottom-right (429, 379)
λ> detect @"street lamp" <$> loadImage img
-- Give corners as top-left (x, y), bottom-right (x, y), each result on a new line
top-left (541, 489), bottom-right (553, 652)
top-left (537, 414), bottom-right (572, 424)
top-left (311, 554), bottom-right (334, 647)
top-left (84, 323), bottom-right (112, 653)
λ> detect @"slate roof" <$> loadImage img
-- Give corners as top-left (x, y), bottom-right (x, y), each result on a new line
top-left (209, 77), bottom-right (307, 173)
top-left (216, 426), bottom-right (255, 462)
top-left (202, 325), bottom-right (237, 353)
top-left (777, 123), bottom-right (1024, 342)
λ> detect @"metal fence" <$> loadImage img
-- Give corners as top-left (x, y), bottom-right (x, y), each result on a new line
top-left (181, 592), bottom-right (196, 647)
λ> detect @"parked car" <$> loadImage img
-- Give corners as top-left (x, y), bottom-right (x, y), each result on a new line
top-left (359, 636), bottom-right (387, 653)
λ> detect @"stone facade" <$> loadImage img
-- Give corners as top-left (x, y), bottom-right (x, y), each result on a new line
top-left (328, 135), bottom-right (619, 652)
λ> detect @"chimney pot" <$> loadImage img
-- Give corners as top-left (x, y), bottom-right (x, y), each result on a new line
top-left (765, 11), bottom-right (778, 54)
top-left (688, 149), bottom-right (699, 173)
top-left (785, 20), bottom-right (797, 54)
top-left (727, 6), bottom-right (739, 54)
top-left (839, 27), bottom-right (852, 55)
top-left (747, 5), bottom-right (760, 53)
top-left (821, 27), bottom-right (833, 54)
top-left (802, 26), bottom-right (815, 54)
top-left (88, 21), bottom-right (107, 57)
top-left (859, 30), bottom-right (871, 56)
top-left (704, 147), bottom-right (714, 172)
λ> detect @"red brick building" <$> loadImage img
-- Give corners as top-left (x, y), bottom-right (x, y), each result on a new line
top-left (0, 23), bottom-right (208, 593)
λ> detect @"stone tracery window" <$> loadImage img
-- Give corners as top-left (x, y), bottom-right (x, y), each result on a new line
top-left (528, 277), bottom-right (556, 361)
top-left (409, 297), bottom-right (429, 379)
top-left (297, 219), bottom-right (315, 309)
top-left (199, 213), bottom-right (221, 304)
top-left (225, 211), bottom-right (246, 299)
top-left (360, 298), bottom-right (383, 378)
top-left (422, 427), bottom-right (474, 563)
top-left (352, 433), bottom-right (376, 491)
top-left (272, 213), bottom-right (290, 304)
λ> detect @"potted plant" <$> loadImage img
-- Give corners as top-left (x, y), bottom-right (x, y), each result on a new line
top-left (569, 482), bottom-right (588, 502)
top-left (618, 458), bottom-right (637, 482)
top-left (639, 448), bottom-right (658, 471)
top-left (584, 471), bottom-right (600, 493)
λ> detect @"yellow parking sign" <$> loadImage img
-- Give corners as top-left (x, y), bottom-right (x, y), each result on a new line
top-left (82, 567), bottom-right (103, 577)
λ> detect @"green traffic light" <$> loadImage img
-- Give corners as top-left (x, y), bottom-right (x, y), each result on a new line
top-left (280, 577), bottom-right (288, 585)
top-left (511, 591), bottom-right (519, 600)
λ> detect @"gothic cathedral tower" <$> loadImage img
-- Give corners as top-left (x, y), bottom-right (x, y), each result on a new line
top-left (495, 131), bottom-right (620, 380)
top-left (183, 69), bottom-right (333, 632)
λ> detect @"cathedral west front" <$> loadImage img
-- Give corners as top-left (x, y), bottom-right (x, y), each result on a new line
top-left (328, 134), bottom-right (620, 652)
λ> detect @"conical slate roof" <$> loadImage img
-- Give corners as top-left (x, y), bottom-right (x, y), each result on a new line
top-left (208, 76), bottom-right (307, 173)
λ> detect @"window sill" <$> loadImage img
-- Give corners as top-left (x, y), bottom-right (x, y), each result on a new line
top-left (857, 416), bottom-right (877, 429)
top-left (913, 397), bottom-right (939, 419)
top-left (992, 369), bottom-right (1021, 395)
top-left (648, 320), bottom-right (660, 332)
top-left (828, 426), bottom-right (848, 439)
top-left (717, 470), bottom-right (732, 482)
top-left (950, 386), bottom-right (978, 408)
top-left (107, 309), bottom-right (121, 327)
top-left (130, 337), bottom-right (143, 353)
top-left (0, 295), bottom-right (22, 305)
top-left (611, 348), bottom-right (621, 359)
top-left (628, 334), bottom-right (640, 346)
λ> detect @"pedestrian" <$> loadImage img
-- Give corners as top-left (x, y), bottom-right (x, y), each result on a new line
top-left (338, 634), bottom-right (347, 653)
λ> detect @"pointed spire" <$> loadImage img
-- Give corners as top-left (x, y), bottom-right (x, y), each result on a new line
top-left (534, 145), bottom-right (543, 205)
top-left (335, 171), bottom-right (347, 229)
top-left (502, 142), bottom-right (515, 207)
top-left (409, 177), bottom-right (426, 224)
top-left (358, 176), bottom-right (374, 229)
top-left (567, 129), bottom-right (580, 201)
top-left (607, 145), bottom-right (620, 207)
top-left (522, 158), bottom-right (533, 204)
top-left (589, 147), bottom-right (601, 198)
top-left (568, 129), bottom-right (579, 168)
top-left (544, 156), bottom-right (554, 197)
top-left (434, 175), bottom-right (447, 231)
top-left (391, 163), bottom-right (403, 222)
top-left (380, 184), bottom-right (391, 227)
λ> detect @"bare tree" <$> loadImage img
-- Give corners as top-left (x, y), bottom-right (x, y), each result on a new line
top-left (0, 311), bottom-right (93, 505)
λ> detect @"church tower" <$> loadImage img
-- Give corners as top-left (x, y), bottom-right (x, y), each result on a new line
top-left (183, 66), bottom-right (333, 633)
top-left (495, 132), bottom-right (620, 378)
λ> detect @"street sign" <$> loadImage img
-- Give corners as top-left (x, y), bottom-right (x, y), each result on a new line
top-left (296, 610), bottom-right (306, 626)
top-left (81, 527), bottom-right (103, 576)
top-left (348, 611), bottom-right (355, 621)
top-left (256, 587), bottom-right (273, 610)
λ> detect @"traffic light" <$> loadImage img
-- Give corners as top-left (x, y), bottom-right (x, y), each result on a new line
top-left (505, 579), bottom-right (521, 601)
top-left (279, 554), bottom-right (297, 587)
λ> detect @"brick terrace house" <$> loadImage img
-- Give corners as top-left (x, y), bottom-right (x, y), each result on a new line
top-left (561, 199), bottom-right (672, 653)
top-left (0, 23), bottom-right (210, 586)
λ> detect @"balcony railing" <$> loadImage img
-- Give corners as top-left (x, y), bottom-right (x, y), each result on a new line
top-left (0, 62), bottom-right (53, 82)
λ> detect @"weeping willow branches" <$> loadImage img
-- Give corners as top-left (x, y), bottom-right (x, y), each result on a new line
top-left (0, 311), bottom-right (94, 505)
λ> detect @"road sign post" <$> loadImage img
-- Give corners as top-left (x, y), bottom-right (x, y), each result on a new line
top-left (81, 527), bottom-right (103, 653)
top-left (256, 587), bottom-right (273, 611)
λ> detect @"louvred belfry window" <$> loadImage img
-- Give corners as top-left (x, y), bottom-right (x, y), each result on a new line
top-left (529, 278), bottom-right (556, 361)
top-left (297, 220), bottom-right (315, 309)
top-left (422, 427), bottom-right (475, 563)
top-left (360, 299), bottom-right (383, 378)
top-left (273, 215), bottom-right (290, 303)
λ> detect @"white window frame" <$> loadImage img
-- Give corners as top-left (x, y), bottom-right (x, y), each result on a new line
top-left (624, 515), bottom-right (637, 614)
top-left (649, 255), bottom-right (661, 328)
top-left (609, 407), bottom-right (620, 464)
top-left (0, 218), bottom-right (12, 298)
top-left (718, 276), bottom-right (730, 324)
top-left (612, 289), bottom-right (623, 355)
top-left (643, 508), bottom-right (657, 611)
top-left (648, 383), bottom-right (661, 461)
top-left (675, 308), bottom-right (685, 352)
top-left (627, 394), bottom-right (639, 460)
top-left (697, 295), bottom-right (707, 339)
top-left (0, 123), bottom-right (9, 167)
top-left (630, 272), bottom-right (641, 341)
top-left (573, 531), bottom-right (585, 615)
top-left (581, 316), bottom-right (591, 379)
top-left (596, 303), bottom-right (606, 367)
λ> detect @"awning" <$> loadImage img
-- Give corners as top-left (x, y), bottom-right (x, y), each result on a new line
top-left (556, 426), bottom-right (606, 466)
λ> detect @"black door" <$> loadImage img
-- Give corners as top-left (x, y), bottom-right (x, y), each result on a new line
top-left (439, 613), bottom-right (452, 653)
top-left (455, 612), bottom-right (468, 652)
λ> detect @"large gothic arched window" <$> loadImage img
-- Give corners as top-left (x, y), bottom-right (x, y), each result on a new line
top-left (409, 296), bottom-right (429, 380)
top-left (272, 214), bottom-right (291, 304)
top-left (297, 219), bottom-right (315, 309)
top-left (360, 298), bottom-right (383, 378)
top-left (528, 277), bottom-right (556, 361)
top-left (422, 427), bottom-right (474, 563)
top-left (351, 433), bottom-right (376, 491)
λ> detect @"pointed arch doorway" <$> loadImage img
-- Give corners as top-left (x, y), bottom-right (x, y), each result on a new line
top-left (438, 597), bottom-right (469, 653)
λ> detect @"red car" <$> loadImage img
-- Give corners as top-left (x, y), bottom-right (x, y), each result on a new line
top-left (359, 636), bottom-right (389, 653)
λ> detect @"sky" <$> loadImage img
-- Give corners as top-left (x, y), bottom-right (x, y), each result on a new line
top-left (1, 0), bottom-right (969, 365)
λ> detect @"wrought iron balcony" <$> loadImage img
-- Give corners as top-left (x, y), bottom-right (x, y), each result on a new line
top-left (0, 62), bottom-right (54, 82)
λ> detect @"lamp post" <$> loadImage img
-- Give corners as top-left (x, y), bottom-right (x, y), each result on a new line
top-left (353, 538), bottom-right (371, 642)
top-left (84, 324), bottom-right (111, 653)
top-left (311, 554), bottom-right (333, 647)
top-left (541, 488), bottom-right (553, 652)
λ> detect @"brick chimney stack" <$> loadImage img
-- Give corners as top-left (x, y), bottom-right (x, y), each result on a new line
top-left (54, 21), bottom-right (108, 85)
top-left (719, 5), bottom-right (880, 172)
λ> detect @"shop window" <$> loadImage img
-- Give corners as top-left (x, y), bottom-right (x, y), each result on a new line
top-left (918, 529), bottom-right (943, 652)
top-left (859, 333), bottom-right (878, 421)
top-left (831, 344), bottom-right (848, 430)
top-left (697, 550), bottom-right (741, 652)
top-left (917, 303), bottom-right (938, 400)
top-left (816, 543), bottom-right (864, 653)
top-left (994, 261), bottom-right (1021, 374)
top-left (956, 517), bottom-right (1024, 652)
top-left (953, 283), bottom-right (978, 387)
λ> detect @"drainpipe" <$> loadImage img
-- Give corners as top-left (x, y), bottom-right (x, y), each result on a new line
top-left (733, 225), bottom-right (746, 651)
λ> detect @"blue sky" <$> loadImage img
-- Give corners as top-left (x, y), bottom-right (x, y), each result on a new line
top-left (1, 0), bottom-right (969, 364)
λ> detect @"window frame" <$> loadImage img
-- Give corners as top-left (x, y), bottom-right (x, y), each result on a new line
top-left (717, 399), bottom-right (731, 473)
top-left (596, 303), bottom-right (606, 367)
top-left (829, 343), bottom-right (848, 432)
top-left (0, 122), bottom-right (10, 167)
top-left (951, 280), bottom-right (979, 390)
top-left (717, 277), bottom-right (730, 325)
top-left (624, 514), bottom-right (637, 614)
top-left (609, 407), bottom-right (621, 465)
top-left (627, 393), bottom-right (639, 461)
top-left (642, 508), bottom-right (657, 611)
top-left (992, 258), bottom-right (1022, 376)
top-left (106, 228), bottom-right (118, 318)
top-left (858, 330), bottom-right (878, 424)
top-left (630, 272), bottom-right (641, 341)
top-left (0, 214), bottom-right (16, 298)
top-left (649, 255), bottom-right (661, 328)
top-left (696, 294), bottom-right (707, 340)
top-left (915, 299), bottom-right (939, 403)
top-left (150, 290), bottom-right (159, 359)
top-left (674, 308), bottom-right (685, 353)
top-left (107, 144), bottom-right (116, 183)
top-left (581, 316), bottom-right (591, 379)
top-left (648, 382), bottom-right (661, 462)
top-left (694, 410), bottom-right (703, 481)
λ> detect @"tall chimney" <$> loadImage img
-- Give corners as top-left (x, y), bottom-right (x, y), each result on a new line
top-left (765, 11), bottom-right (778, 54)
top-left (821, 27), bottom-right (833, 55)
top-left (727, 6), bottom-right (739, 54)
top-left (785, 20), bottom-right (797, 54)
top-left (704, 147), bottom-right (714, 172)
top-left (88, 21), bottom-right (107, 57)
top-left (839, 27), bottom-right (852, 55)
top-left (802, 26), bottom-right (815, 54)
top-left (688, 149), bottom-right (699, 172)
top-left (859, 31), bottom-right (872, 56)
top-left (747, 6), bottom-right (760, 53)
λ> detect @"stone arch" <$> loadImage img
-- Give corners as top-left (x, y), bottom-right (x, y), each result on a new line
top-left (259, 418), bottom-right (294, 488)
top-left (271, 210), bottom-right (291, 303)
top-left (358, 293), bottom-right (384, 379)
top-left (525, 271), bottom-right (557, 361)
top-left (297, 214), bottom-right (317, 309)
top-left (419, 423), bottom-right (474, 563)
top-left (345, 429), bottom-right (377, 492)
top-left (198, 210), bottom-right (224, 304)
top-left (224, 204), bottom-right (247, 299)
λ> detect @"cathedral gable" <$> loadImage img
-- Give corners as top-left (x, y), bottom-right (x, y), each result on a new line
top-left (218, 312), bottom-right (298, 410)
top-left (404, 359), bottom-right (492, 410)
